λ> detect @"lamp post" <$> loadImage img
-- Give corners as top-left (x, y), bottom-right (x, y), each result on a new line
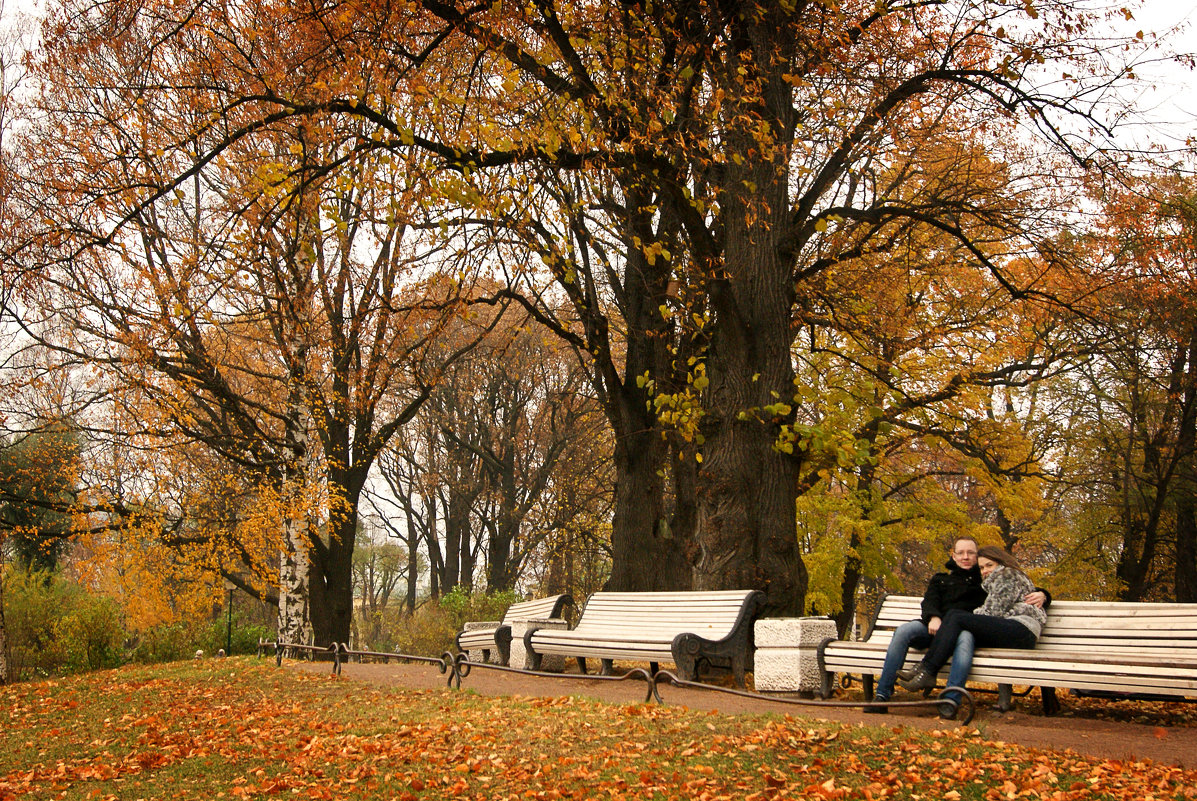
top-left (223, 578), bottom-right (235, 655)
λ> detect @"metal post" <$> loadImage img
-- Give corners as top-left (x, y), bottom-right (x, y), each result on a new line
top-left (224, 578), bottom-right (235, 655)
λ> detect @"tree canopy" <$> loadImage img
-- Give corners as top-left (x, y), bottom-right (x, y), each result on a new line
top-left (1, 0), bottom-right (1193, 646)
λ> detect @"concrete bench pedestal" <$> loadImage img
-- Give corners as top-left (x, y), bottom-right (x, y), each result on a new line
top-left (754, 617), bottom-right (838, 695)
top-left (511, 618), bottom-right (569, 671)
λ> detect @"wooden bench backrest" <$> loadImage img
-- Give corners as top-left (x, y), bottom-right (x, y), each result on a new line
top-left (867, 594), bottom-right (1197, 660)
top-left (500, 594), bottom-right (571, 625)
top-left (573, 590), bottom-right (758, 640)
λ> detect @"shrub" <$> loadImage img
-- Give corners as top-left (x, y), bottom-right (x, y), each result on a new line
top-left (196, 614), bottom-right (274, 657)
top-left (2, 568), bottom-right (123, 679)
top-left (438, 586), bottom-right (522, 631)
top-left (54, 593), bottom-right (124, 673)
top-left (2, 566), bottom-right (273, 681)
top-left (127, 614), bottom-right (274, 664)
top-left (126, 621), bottom-right (194, 664)
top-left (374, 587), bottom-right (523, 657)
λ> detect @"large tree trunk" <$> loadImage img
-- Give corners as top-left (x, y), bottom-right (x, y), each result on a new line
top-left (442, 490), bottom-right (465, 591)
top-left (486, 519), bottom-right (516, 592)
top-left (1177, 496), bottom-right (1197, 602)
top-left (424, 491), bottom-right (442, 599)
top-left (601, 182), bottom-right (691, 592)
top-left (692, 15), bottom-right (807, 615)
top-left (308, 498), bottom-right (357, 648)
top-left (278, 381), bottom-right (312, 649)
top-left (404, 511), bottom-right (420, 615)
top-left (606, 424), bottom-right (691, 590)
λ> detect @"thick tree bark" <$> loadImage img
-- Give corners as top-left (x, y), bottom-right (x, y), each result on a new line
top-left (404, 512), bottom-right (421, 615)
top-left (692, 14), bottom-right (807, 615)
top-left (424, 490), bottom-right (442, 599)
top-left (485, 466), bottom-right (519, 590)
top-left (279, 379), bottom-right (313, 649)
top-left (442, 490), bottom-right (466, 591)
top-left (308, 497), bottom-right (358, 648)
top-left (606, 425), bottom-right (691, 591)
top-left (1176, 497), bottom-right (1196, 602)
top-left (599, 182), bottom-right (692, 592)
top-left (278, 515), bottom-right (312, 649)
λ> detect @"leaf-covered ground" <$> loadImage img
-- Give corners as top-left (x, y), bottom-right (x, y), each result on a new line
top-left (2, 659), bottom-right (1194, 800)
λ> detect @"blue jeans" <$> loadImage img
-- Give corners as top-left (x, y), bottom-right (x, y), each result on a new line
top-left (875, 619), bottom-right (975, 700)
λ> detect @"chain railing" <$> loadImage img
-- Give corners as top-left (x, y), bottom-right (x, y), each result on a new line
top-left (259, 639), bottom-right (976, 724)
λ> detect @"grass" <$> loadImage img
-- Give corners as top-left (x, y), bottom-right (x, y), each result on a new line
top-left (2, 658), bottom-right (1195, 800)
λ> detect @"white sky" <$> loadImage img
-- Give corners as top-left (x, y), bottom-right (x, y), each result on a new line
top-left (1113, 2), bottom-right (1197, 151)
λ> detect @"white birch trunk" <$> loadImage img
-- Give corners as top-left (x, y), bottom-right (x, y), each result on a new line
top-left (278, 354), bottom-right (313, 654)
top-left (278, 515), bottom-right (311, 654)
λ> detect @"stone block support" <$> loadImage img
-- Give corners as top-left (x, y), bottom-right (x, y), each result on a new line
top-left (754, 617), bottom-right (838, 695)
top-left (511, 618), bottom-right (569, 672)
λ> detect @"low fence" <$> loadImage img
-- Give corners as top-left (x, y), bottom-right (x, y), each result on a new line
top-left (257, 638), bottom-right (977, 724)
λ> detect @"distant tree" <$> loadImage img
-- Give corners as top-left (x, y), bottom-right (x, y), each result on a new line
top-left (351, 526), bottom-right (407, 648)
top-left (1039, 177), bottom-right (1197, 601)
top-left (13, 10), bottom-right (492, 647)
top-left (0, 424), bottom-right (80, 573)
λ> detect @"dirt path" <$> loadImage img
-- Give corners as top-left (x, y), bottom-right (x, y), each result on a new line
top-left (289, 660), bottom-right (1197, 769)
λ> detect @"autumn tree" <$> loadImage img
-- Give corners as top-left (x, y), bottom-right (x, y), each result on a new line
top-left (0, 425), bottom-right (80, 573)
top-left (385, 0), bottom-right (1147, 613)
top-left (440, 312), bottom-right (610, 592)
top-left (1031, 175), bottom-right (1197, 601)
top-left (10, 1), bottom-right (495, 647)
top-left (789, 136), bottom-right (1082, 631)
top-left (351, 518), bottom-right (407, 647)
top-left (10, 0), bottom-right (1159, 618)
top-left (1, 0), bottom-right (39, 684)
top-left (367, 306), bottom-right (614, 604)
top-left (367, 421), bottom-right (443, 612)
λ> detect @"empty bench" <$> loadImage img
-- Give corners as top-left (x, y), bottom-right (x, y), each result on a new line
top-left (525, 590), bottom-right (765, 688)
top-left (455, 594), bottom-right (573, 667)
top-left (818, 594), bottom-right (1197, 713)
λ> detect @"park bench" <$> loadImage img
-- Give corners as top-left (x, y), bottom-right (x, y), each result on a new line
top-left (817, 594), bottom-right (1197, 713)
top-left (455, 594), bottom-right (573, 666)
top-left (524, 589), bottom-right (766, 688)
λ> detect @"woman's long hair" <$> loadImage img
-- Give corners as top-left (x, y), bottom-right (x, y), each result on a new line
top-left (977, 545), bottom-right (1021, 570)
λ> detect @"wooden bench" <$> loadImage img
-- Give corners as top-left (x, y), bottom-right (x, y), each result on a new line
top-left (818, 594), bottom-right (1197, 713)
top-left (455, 594), bottom-right (573, 667)
top-left (525, 590), bottom-right (766, 688)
